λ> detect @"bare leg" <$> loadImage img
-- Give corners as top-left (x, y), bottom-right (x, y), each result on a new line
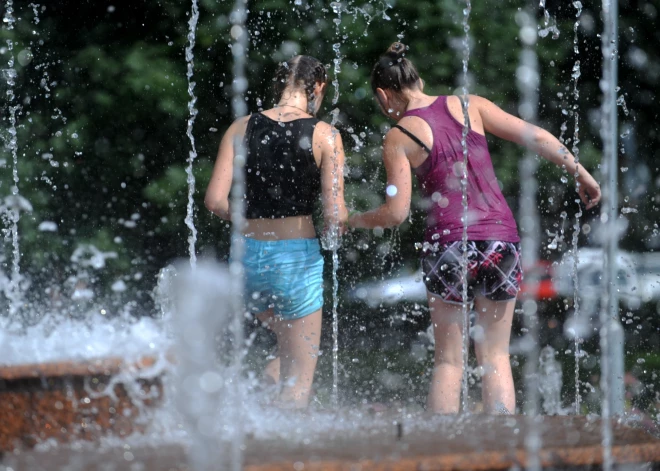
top-left (262, 353), bottom-right (280, 386)
top-left (427, 294), bottom-right (465, 414)
top-left (269, 309), bottom-right (322, 408)
top-left (473, 297), bottom-right (516, 414)
top-left (257, 310), bottom-right (279, 386)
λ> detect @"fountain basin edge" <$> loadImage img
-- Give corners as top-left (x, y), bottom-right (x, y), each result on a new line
top-left (0, 356), bottom-right (164, 452)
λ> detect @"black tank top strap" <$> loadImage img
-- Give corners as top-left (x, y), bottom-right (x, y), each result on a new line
top-left (457, 95), bottom-right (472, 130)
top-left (392, 124), bottom-right (431, 154)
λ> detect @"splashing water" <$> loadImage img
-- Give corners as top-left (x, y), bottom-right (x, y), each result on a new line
top-left (0, 312), bottom-right (168, 366)
top-left (28, 2), bottom-right (40, 24)
top-left (570, 0), bottom-right (583, 415)
top-left (458, 0), bottom-right (472, 415)
top-left (329, 0), bottom-right (343, 407)
top-left (516, 7), bottom-right (542, 471)
top-left (616, 94), bottom-right (630, 116)
top-left (572, 2), bottom-right (582, 53)
top-left (2, 0), bottom-right (25, 323)
top-left (322, 0), bottom-right (393, 408)
top-left (184, 0), bottom-right (200, 269)
top-left (227, 0), bottom-right (249, 468)
top-left (172, 262), bottom-right (238, 471)
top-left (2, 0), bottom-right (15, 30)
top-left (539, 346), bottom-right (565, 415)
top-left (538, 0), bottom-right (560, 40)
top-left (330, 245), bottom-right (340, 405)
top-left (598, 0), bottom-right (622, 469)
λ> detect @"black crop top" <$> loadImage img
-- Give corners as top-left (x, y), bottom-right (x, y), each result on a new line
top-left (244, 113), bottom-right (321, 219)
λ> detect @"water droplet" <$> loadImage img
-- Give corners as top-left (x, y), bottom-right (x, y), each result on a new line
top-left (386, 185), bottom-right (398, 197)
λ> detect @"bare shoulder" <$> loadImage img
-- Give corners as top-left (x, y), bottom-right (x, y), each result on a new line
top-left (389, 115), bottom-right (433, 148)
top-left (313, 120), bottom-right (342, 146)
top-left (218, 115), bottom-right (250, 144)
top-left (314, 120), bottom-right (338, 136)
top-left (469, 95), bottom-right (497, 110)
top-left (395, 115), bottom-right (431, 132)
top-left (229, 115), bottom-right (251, 132)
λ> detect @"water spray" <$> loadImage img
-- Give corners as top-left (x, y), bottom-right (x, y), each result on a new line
top-left (516, 7), bottom-right (542, 471)
top-left (598, 0), bottom-right (622, 468)
top-left (458, 0), bottom-right (472, 415)
top-left (184, 0), bottom-right (200, 269)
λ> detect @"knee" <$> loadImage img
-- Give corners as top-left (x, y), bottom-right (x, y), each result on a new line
top-left (474, 344), bottom-right (510, 368)
top-left (434, 348), bottom-right (464, 368)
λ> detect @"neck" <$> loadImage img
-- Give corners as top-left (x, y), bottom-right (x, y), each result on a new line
top-left (402, 88), bottom-right (428, 109)
top-left (277, 89), bottom-right (309, 113)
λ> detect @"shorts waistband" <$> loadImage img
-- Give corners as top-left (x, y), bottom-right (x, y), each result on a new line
top-left (239, 237), bottom-right (320, 250)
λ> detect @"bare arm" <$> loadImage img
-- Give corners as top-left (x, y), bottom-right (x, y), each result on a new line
top-left (317, 123), bottom-right (349, 228)
top-left (473, 95), bottom-right (601, 209)
top-left (204, 117), bottom-right (249, 220)
top-left (348, 129), bottom-right (413, 229)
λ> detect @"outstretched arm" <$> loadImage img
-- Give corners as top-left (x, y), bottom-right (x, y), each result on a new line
top-left (348, 129), bottom-right (412, 229)
top-left (473, 95), bottom-right (601, 210)
top-left (204, 117), bottom-right (249, 220)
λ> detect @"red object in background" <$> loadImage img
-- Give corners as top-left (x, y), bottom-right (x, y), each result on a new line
top-left (519, 260), bottom-right (557, 300)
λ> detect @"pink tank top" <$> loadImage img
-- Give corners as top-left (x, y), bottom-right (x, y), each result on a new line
top-left (403, 96), bottom-right (520, 245)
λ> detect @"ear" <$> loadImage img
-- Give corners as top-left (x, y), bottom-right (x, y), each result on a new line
top-left (376, 88), bottom-right (389, 106)
top-left (315, 82), bottom-right (327, 97)
top-left (418, 78), bottom-right (425, 91)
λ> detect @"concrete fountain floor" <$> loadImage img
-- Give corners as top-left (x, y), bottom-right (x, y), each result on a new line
top-left (2, 415), bottom-right (660, 470)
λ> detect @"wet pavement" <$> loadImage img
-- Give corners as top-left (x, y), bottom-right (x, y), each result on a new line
top-left (2, 415), bottom-right (660, 470)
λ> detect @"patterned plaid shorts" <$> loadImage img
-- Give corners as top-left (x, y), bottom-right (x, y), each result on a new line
top-left (421, 240), bottom-right (522, 304)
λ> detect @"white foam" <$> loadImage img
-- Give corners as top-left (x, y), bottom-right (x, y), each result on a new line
top-left (0, 312), bottom-right (170, 366)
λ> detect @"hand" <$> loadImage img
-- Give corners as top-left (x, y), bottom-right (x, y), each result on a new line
top-left (576, 172), bottom-right (601, 210)
top-left (320, 222), bottom-right (345, 251)
top-left (347, 210), bottom-right (361, 229)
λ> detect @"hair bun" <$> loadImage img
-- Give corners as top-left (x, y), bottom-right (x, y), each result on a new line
top-left (386, 42), bottom-right (407, 59)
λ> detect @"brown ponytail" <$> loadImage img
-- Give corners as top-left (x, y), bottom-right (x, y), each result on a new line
top-left (272, 55), bottom-right (328, 102)
top-left (370, 42), bottom-right (421, 94)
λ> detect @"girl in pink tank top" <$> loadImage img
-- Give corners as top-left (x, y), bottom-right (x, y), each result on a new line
top-left (348, 42), bottom-right (601, 415)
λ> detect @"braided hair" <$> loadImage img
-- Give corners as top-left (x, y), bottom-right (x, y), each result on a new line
top-left (273, 55), bottom-right (328, 103)
top-left (370, 42), bottom-right (421, 94)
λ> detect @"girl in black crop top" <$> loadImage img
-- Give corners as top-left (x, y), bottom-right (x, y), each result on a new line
top-left (205, 56), bottom-right (348, 409)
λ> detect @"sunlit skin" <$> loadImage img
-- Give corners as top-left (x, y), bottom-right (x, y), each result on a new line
top-left (205, 79), bottom-right (348, 409)
top-left (349, 80), bottom-right (601, 414)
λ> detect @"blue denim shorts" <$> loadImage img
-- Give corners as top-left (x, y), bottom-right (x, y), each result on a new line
top-left (235, 238), bottom-right (324, 320)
